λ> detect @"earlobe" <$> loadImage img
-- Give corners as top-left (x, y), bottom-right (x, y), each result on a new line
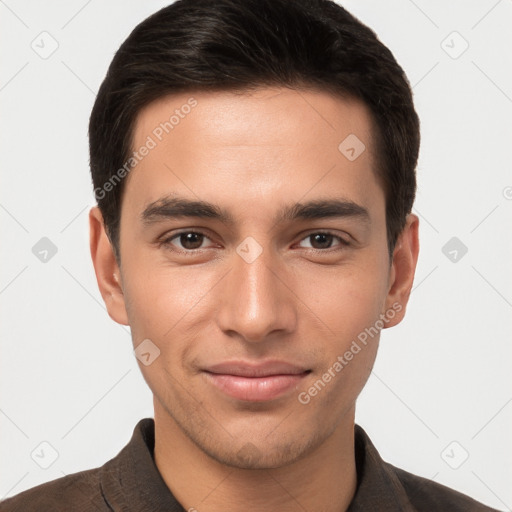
top-left (89, 206), bottom-right (129, 326)
top-left (383, 213), bottom-right (420, 328)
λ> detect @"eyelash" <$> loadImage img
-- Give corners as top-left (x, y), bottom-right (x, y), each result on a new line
top-left (159, 230), bottom-right (351, 254)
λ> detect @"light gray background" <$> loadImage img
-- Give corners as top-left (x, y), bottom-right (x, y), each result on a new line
top-left (1, 0), bottom-right (511, 509)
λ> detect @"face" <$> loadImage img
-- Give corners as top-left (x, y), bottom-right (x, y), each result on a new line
top-left (90, 87), bottom-right (418, 469)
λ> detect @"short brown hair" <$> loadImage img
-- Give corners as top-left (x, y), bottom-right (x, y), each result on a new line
top-left (89, 0), bottom-right (420, 261)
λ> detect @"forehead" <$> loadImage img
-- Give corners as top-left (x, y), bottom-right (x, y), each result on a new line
top-left (125, 87), bottom-right (383, 221)
top-left (133, 86), bottom-right (375, 153)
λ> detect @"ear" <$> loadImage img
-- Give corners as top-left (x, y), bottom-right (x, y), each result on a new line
top-left (382, 213), bottom-right (419, 328)
top-left (89, 206), bottom-right (129, 326)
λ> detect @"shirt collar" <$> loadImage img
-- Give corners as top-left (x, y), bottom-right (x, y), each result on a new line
top-left (347, 425), bottom-right (414, 511)
top-left (99, 418), bottom-right (413, 511)
top-left (100, 418), bottom-right (184, 511)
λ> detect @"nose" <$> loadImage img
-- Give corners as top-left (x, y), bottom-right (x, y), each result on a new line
top-left (216, 245), bottom-right (297, 344)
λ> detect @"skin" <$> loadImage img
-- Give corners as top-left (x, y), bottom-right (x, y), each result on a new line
top-left (90, 87), bottom-right (419, 512)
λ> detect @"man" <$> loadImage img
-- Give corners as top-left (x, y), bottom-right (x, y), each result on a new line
top-left (0, 0), bottom-right (499, 510)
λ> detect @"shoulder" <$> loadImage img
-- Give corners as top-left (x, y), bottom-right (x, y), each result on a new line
top-left (0, 467), bottom-right (108, 512)
top-left (389, 463), bottom-right (500, 511)
top-left (352, 424), bottom-right (500, 511)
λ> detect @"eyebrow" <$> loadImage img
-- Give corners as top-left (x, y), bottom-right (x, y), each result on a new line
top-left (141, 195), bottom-right (370, 226)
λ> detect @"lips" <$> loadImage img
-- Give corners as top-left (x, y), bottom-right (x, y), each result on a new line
top-left (202, 361), bottom-right (311, 402)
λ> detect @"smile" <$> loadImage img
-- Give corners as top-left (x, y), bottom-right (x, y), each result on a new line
top-left (202, 361), bottom-right (311, 402)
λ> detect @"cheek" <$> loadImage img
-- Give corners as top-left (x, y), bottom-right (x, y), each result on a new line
top-left (121, 263), bottom-right (209, 393)
top-left (296, 269), bottom-right (385, 412)
top-left (121, 259), bottom-right (215, 346)
top-left (297, 262), bottom-right (388, 349)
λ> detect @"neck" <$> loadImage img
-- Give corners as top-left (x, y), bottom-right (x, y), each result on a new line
top-left (153, 402), bottom-right (357, 512)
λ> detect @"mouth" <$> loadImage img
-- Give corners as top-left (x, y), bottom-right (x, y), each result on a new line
top-left (202, 361), bottom-right (312, 402)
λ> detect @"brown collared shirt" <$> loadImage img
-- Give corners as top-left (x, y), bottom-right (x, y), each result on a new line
top-left (0, 418), bottom-right (499, 511)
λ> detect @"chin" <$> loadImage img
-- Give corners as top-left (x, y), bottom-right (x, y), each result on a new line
top-left (198, 429), bottom-right (325, 470)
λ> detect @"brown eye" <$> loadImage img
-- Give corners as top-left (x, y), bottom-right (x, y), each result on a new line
top-left (178, 232), bottom-right (205, 250)
top-left (310, 233), bottom-right (334, 249)
top-left (162, 231), bottom-right (211, 251)
top-left (297, 232), bottom-right (348, 250)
